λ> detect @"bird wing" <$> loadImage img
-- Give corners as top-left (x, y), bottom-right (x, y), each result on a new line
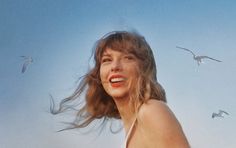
top-left (22, 61), bottom-right (30, 73)
top-left (198, 56), bottom-right (222, 62)
top-left (20, 55), bottom-right (28, 60)
top-left (176, 46), bottom-right (196, 56)
top-left (219, 110), bottom-right (229, 115)
top-left (22, 62), bottom-right (27, 73)
top-left (212, 113), bottom-right (217, 118)
top-left (20, 56), bottom-right (33, 73)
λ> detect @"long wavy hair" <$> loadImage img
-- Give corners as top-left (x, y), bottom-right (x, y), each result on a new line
top-left (51, 31), bottom-right (166, 132)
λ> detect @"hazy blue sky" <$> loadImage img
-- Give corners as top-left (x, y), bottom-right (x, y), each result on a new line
top-left (1, 0), bottom-right (236, 148)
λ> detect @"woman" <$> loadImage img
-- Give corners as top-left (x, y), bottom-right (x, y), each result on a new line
top-left (51, 31), bottom-right (190, 148)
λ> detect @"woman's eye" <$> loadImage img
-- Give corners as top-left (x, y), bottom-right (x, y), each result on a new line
top-left (124, 55), bottom-right (134, 60)
top-left (101, 58), bottom-right (111, 63)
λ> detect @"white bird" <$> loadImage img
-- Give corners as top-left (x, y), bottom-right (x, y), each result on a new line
top-left (176, 46), bottom-right (222, 66)
top-left (20, 56), bottom-right (33, 73)
top-left (212, 109), bottom-right (229, 118)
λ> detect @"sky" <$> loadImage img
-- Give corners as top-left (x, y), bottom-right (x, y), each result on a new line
top-left (0, 0), bottom-right (236, 147)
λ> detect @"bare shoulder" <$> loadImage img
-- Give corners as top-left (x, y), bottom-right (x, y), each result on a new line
top-left (138, 100), bottom-right (178, 129)
top-left (137, 99), bottom-right (190, 147)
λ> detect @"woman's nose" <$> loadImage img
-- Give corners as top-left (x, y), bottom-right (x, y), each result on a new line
top-left (111, 60), bottom-right (122, 72)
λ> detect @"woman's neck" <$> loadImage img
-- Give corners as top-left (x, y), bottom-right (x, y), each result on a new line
top-left (113, 97), bottom-right (136, 134)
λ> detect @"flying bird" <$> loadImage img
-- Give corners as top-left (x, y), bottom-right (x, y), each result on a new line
top-left (176, 46), bottom-right (222, 66)
top-left (212, 109), bottom-right (229, 118)
top-left (20, 56), bottom-right (33, 73)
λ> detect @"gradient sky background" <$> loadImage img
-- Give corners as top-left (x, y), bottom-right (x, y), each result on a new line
top-left (0, 0), bottom-right (236, 148)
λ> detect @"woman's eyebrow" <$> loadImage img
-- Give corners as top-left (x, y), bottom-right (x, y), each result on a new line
top-left (101, 52), bottom-right (110, 57)
top-left (101, 53), bottom-right (112, 59)
top-left (124, 52), bottom-right (136, 58)
top-left (126, 52), bottom-right (135, 56)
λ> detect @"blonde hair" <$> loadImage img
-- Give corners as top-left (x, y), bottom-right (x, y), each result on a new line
top-left (51, 31), bottom-right (166, 131)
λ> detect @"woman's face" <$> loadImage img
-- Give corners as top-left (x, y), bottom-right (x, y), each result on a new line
top-left (100, 48), bottom-right (139, 100)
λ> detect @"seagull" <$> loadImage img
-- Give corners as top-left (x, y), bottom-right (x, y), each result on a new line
top-left (176, 46), bottom-right (222, 66)
top-left (20, 56), bottom-right (33, 73)
top-left (212, 109), bottom-right (229, 118)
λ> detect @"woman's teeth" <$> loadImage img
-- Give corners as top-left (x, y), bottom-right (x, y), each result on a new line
top-left (110, 77), bottom-right (125, 83)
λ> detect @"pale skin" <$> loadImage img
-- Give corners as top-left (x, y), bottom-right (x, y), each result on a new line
top-left (100, 48), bottom-right (190, 148)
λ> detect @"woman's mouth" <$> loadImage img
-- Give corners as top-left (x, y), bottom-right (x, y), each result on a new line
top-left (110, 77), bottom-right (126, 83)
top-left (109, 76), bottom-right (127, 87)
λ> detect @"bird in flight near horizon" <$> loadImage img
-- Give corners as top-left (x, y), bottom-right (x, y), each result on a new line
top-left (212, 109), bottom-right (229, 118)
top-left (176, 46), bottom-right (222, 66)
top-left (20, 56), bottom-right (33, 73)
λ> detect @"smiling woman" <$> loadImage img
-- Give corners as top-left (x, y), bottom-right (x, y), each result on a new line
top-left (51, 31), bottom-right (190, 148)
top-left (100, 49), bottom-right (139, 99)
